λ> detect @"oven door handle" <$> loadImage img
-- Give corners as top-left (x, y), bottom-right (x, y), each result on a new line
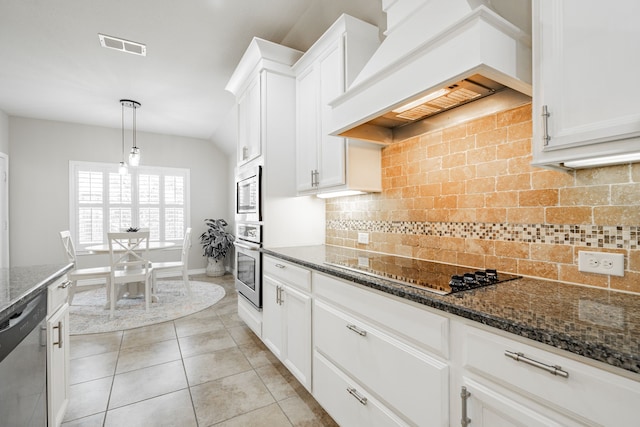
top-left (234, 241), bottom-right (261, 251)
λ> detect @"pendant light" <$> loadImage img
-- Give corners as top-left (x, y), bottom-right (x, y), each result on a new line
top-left (119, 99), bottom-right (142, 174)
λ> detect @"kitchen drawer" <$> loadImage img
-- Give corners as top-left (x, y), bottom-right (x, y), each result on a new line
top-left (263, 256), bottom-right (311, 293)
top-left (461, 324), bottom-right (640, 426)
top-left (313, 272), bottom-right (449, 358)
top-left (314, 299), bottom-right (449, 427)
top-left (313, 351), bottom-right (408, 427)
top-left (47, 277), bottom-right (70, 314)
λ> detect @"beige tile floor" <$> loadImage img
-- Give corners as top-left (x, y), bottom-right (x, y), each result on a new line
top-left (62, 274), bottom-right (338, 427)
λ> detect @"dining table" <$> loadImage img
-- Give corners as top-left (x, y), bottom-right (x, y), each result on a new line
top-left (85, 241), bottom-right (176, 300)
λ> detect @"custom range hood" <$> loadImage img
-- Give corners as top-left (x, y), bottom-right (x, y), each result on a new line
top-left (330, 0), bottom-right (533, 144)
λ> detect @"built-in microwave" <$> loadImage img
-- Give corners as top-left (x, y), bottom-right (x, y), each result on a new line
top-left (235, 165), bottom-right (261, 223)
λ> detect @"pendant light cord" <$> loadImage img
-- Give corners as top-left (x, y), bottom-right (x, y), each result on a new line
top-left (133, 103), bottom-right (137, 149)
top-left (121, 102), bottom-right (125, 162)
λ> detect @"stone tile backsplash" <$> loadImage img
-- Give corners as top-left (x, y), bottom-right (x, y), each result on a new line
top-left (326, 103), bottom-right (640, 294)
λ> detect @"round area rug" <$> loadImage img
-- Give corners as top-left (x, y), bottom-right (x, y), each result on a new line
top-left (69, 280), bottom-right (225, 335)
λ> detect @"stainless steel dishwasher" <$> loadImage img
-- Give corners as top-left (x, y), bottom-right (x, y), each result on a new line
top-left (0, 291), bottom-right (48, 427)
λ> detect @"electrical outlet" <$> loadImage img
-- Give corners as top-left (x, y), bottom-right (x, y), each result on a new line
top-left (578, 251), bottom-right (624, 277)
top-left (357, 232), bottom-right (369, 245)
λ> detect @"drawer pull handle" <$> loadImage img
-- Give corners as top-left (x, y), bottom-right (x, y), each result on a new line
top-left (346, 324), bottom-right (367, 336)
top-left (505, 350), bottom-right (569, 378)
top-left (275, 264), bottom-right (286, 269)
top-left (52, 321), bottom-right (63, 349)
top-left (58, 280), bottom-right (71, 289)
top-left (347, 387), bottom-right (368, 405)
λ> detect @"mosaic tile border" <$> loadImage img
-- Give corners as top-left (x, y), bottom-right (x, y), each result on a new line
top-left (326, 220), bottom-right (639, 250)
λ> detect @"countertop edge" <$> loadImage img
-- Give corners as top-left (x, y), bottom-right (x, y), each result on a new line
top-left (0, 263), bottom-right (74, 319)
top-left (262, 247), bottom-right (640, 375)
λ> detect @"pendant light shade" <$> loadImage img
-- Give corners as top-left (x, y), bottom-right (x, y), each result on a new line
top-left (119, 99), bottom-right (142, 172)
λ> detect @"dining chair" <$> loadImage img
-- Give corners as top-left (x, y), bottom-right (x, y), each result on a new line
top-left (107, 231), bottom-right (153, 318)
top-left (151, 227), bottom-right (192, 298)
top-left (59, 230), bottom-right (111, 305)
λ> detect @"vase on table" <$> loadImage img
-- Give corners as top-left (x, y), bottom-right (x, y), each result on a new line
top-left (206, 257), bottom-right (225, 277)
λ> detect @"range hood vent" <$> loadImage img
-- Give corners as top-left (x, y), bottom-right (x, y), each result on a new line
top-left (330, 0), bottom-right (533, 145)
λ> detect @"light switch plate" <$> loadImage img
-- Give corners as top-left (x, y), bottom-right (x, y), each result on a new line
top-left (578, 251), bottom-right (624, 276)
top-left (357, 232), bottom-right (369, 245)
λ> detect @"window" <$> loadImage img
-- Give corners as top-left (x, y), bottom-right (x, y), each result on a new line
top-left (70, 161), bottom-right (190, 250)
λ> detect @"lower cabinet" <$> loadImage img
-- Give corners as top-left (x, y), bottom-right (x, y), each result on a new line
top-left (313, 351), bottom-right (409, 427)
top-left (262, 256), bottom-right (312, 390)
top-left (47, 278), bottom-right (70, 427)
top-left (458, 377), bottom-right (582, 427)
top-left (253, 257), bottom-right (640, 427)
top-left (313, 273), bottom-right (449, 427)
top-left (452, 322), bottom-right (640, 427)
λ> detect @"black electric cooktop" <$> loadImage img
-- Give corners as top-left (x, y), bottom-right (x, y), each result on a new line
top-left (324, 248), bottom-right (520, 295)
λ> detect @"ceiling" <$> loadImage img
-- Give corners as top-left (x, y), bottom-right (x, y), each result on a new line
top-left (0, 0), bottom-right (383, 155)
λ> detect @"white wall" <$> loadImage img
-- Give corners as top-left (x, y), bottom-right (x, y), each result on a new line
top-left (0, 110), bottom-right (8, 154)
top-left (9, 117), bottom-right (229, 269)
top-left (280, 0), bottom-right (386, 51)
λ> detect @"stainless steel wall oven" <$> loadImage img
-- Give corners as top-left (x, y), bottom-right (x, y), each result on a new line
top-left (234, 222), bottom-right (262, 309)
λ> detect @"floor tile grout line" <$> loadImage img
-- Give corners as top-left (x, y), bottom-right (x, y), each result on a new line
top-left (101, 328), bottom-right (124, 427)
top-left (174, 317), bottom-right (202, 427)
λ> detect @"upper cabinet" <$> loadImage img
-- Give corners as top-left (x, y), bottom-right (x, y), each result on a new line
top-left (293, 15), bottom-right (383, 196)
top-left (236, 73), bottom-right (262, 166)
top-left (226, 38), bottom-right (303, 169)
top-left (531, 1), bottom-right (640, 170)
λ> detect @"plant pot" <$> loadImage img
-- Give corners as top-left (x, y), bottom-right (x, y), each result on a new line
top-left (206, 257), bottom-right (225, 277)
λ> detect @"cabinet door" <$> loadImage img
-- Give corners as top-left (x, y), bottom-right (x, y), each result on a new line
top-left (237, 73), bottom-right (262, 166)
top-left (261, 276), bottom-right (284, 359)
top-left (317, 36), bottom-right (346, 189)
top-left (295, 65), bottom-right (319, 192)
top-left (282, 284), bottom-right (312, 390)
top-left (47, 303), bottom-right (69, 427)
top-left (460, 378), bottom-right (581, 427)
top-left (532, 1), bottom-right (640, 166)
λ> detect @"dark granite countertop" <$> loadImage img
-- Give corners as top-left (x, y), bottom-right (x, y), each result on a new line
top-left (263, 245), bottom-right (640, 376)
top-left (0, 263), bottom-right (73, 319)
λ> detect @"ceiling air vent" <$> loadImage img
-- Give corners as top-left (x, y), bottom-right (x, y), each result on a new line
top-left (98, 34), bottom-right (146, 56)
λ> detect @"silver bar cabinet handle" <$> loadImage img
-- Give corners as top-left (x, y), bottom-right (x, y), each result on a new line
top-left (346, 324), bottom-right (367, 336)
top-left (346, 387), bottom-right (368, 405)
top-left (275, 263), bottom-right (285, 269)
top-left (53, 321), bottom-right (63, 349)
top-left (461, 386), bottom-right (471, 427)
top-left (58, 280), bottom-right (71, 289)
top-left (505, 350), bottom-right (569, 378)
top-left (542, 105), bottom-right (551, 146)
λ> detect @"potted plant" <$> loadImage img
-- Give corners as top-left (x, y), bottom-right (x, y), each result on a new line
top-left (199, 218), bottom-right (235, 277)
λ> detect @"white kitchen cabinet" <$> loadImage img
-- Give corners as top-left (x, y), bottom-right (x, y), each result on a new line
top-left (313, 351), bottom-right (409, 427)
top-left (451, 321), bottom-right (640, 427)
top-left (293, 14), bottom-right (383, 196)
top-left (236, 73), bottom-right (262, 166)
top-left (226, 37), bottom-right (303, 170)
top-left (531, 0), bottom-right (640, 169)
top-left (457, 378), bottom-right (582, 427)
top-left (47, 278), bottom-right (70, 427)
top-left (313, 272), bottom-right (449, 426)
top-left (227, 37), bottom-right (325, 247)
top-left (262, 256), bottom-right (312, 390)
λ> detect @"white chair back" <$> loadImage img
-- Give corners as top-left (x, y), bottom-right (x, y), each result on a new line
top-left (180, 228), bottom-right (192, 265)
top-left (59, 230), bottom-right (77, 263)
top-left (107, 231), bottom-right (151, 271)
